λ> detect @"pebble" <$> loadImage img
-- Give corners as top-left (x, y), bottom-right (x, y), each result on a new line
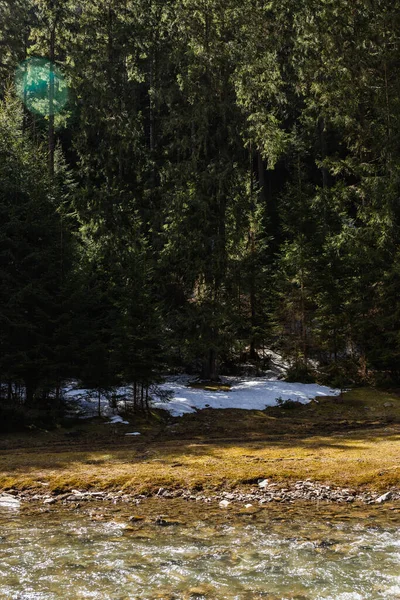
top-left (43, 497), bottom-right (57, 505)
top-left (375, 492), bottom-right (392, 504)
top-left (129, 515), bottom-right (145, 522)
top-left (5, 482), bottom-right (400, 508)
top-left (258, 479), bottom-right (269, 488)
top-left (219, 500), bottom-right (231, 508)
top-left (154, 516), bottom-right (183, 526)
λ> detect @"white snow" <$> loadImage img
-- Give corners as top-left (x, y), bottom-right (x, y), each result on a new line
top-left (125, 432), bottom-right (141, 436)
top-left (107, 415), bottom-right (129, 425)
top-left (63, 386), bottom-right (108, 418)
top-left (63, 376), bottom-right (340, 420)
top-left (151, 376), bottom-right (340, 417)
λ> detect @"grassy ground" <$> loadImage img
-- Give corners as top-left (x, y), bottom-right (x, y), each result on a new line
top-left (0, 387), bottom-right (399, 494)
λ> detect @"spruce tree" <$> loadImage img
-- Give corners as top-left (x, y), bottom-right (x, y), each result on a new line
top-left (0, 92), bottom-right (75, 403)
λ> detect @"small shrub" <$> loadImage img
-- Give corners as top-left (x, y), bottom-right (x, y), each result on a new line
top-left (370, 371), bottom-right (397, 388)
top-left (0, 404), bottom-right (61, 432)
top-left (275, 396), bottom-right (302, 409)
top-left (0, 405), bottom-right (27, 432)
top-left (285, 364), bottom-right (316, 383)
top-left (58, 416), bottom-right (82, 429)
top-left (318, 359), bottom-right (361, 388)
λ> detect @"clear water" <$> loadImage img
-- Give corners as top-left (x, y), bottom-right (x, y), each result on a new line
top-left (0, 501), bottom-right (399, 599)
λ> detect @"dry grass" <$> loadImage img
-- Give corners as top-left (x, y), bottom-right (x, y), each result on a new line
top-left (188, 382), bottom-right (232, 392)
top-left (0, 387), bottom-right (399, 494)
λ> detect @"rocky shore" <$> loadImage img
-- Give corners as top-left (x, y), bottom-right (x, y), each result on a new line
top-left (2, 479), bottom-right (399, 508)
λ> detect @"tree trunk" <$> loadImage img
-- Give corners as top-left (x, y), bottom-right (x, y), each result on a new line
top-left (25, 381), bottom-right (35, 406)
top-left (202, 349), bottom-right (218, 381)
top-left (22, 30), bottom-right (29, 133)
top-left (149, 52), bottom-right (155, 154)
top-left (140, 383), bottom-right (144, 411)
top-left (247, 150), bottom-right (261, 359)
top-left (383, 60), bottom-right (392, 178)
top-left (300, 267), bottom-right (308, 366)
top-left (55, 383), bottom-right (60, 407)
top-left (318, 117), bottom-right (329, 190)
top-left (48, 24), bottom-right (55, 176)
top-left (249, 228), bottom-right (257, 361)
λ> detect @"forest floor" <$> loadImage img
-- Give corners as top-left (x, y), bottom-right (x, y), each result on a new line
top-left (0, 387), bottom-right (399, 496)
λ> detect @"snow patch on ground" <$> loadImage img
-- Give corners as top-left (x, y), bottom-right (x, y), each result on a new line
top-left (152, 377), bottom-right (340, 417)
top-left (63, 376), bottom-right (340, 419)
top-left (63, 386), bottom-right (110, 418)
top-left (107, 415), bottom-right (129, 425)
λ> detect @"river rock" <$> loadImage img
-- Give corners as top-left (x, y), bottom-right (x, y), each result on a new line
top-left (43, 497), bottom-right (57, 505)
top-left (219, 500), bottom-right (231, 508)
top-left (90, 513), bottom-right (106, 521)
top-left (383, 402), bottom-right (394, 408)
top-left (186, 585), bottom-right (211, 599)
top-left (0, 494), bottom-right (20, 508)
top-left (128, 515), bottom-right (145, 522)
top-left (222, 492), bottom-right (235, 500)
top-left (154, 516), bottom-right (183, 526)
top-left (375, 491), bottom-right (392, 504)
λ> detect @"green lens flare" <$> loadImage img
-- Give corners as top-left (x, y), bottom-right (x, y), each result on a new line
top-left (15, 57), bottom-right (68, 116)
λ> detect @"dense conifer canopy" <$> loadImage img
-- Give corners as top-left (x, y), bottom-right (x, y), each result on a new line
top-left (1, 0), bottom-right (400, 406)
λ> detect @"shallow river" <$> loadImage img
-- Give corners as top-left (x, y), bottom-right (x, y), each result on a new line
top-left (0, 500), bottom-right (399, 599)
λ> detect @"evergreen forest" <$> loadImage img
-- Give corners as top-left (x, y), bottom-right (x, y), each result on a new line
top-left (1, 0), bottom-right (400, 413)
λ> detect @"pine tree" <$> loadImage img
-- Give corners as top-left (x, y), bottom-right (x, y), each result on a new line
top-left (0, 91), bottom-right (75, 403)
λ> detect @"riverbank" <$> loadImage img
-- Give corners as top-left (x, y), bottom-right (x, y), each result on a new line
top-left (2, 479), bottom-right (400, 508)
top-left (1, 387), bottom-right (399, 502)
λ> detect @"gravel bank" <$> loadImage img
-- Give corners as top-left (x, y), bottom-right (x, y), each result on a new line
top-left (2, 479), bottom-right (399, 507)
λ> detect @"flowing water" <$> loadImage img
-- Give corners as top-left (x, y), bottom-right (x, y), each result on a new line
top-left (0, 500), bottom-right (399, 600)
